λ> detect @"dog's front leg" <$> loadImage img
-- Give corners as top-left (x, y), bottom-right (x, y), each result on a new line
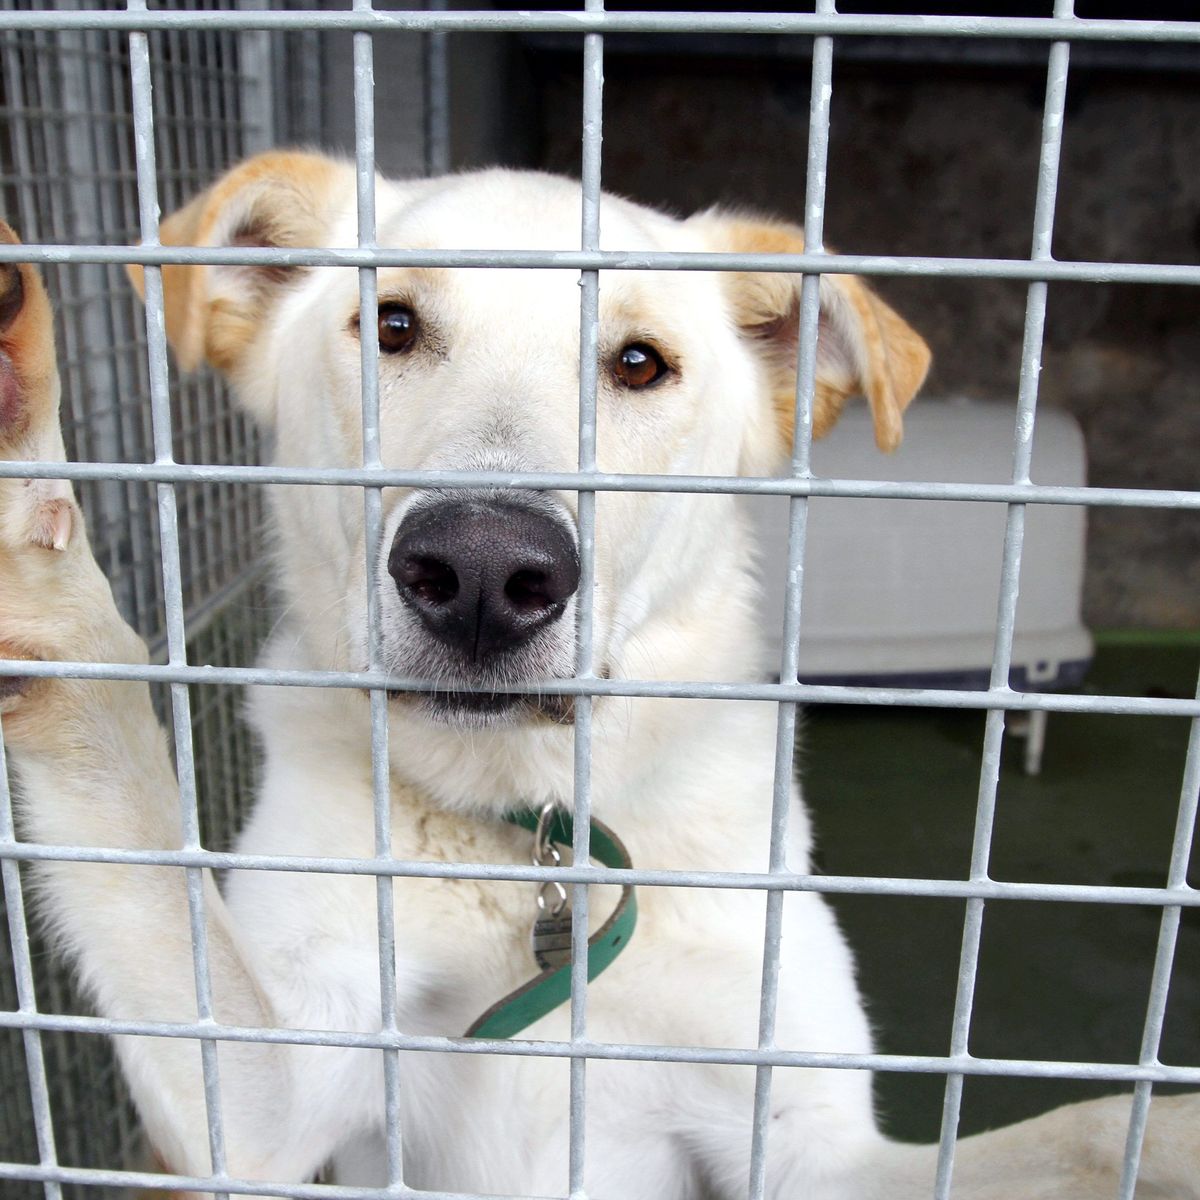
top-left (0, 236), bottom-right (338, 1193)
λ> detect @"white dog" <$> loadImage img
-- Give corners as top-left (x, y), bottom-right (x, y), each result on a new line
top-left (0, 155), bottom-right (1196, 1198)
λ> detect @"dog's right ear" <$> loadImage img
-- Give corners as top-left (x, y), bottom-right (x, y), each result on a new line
top-left (687, 210), bottom-right (930, 462)
top-left (0, 220), bottom-right (58, 436)
top-left (126, 150), bottom-right (351, 391)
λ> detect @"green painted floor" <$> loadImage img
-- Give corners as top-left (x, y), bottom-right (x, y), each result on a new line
top-left (801, 639), bottom-right (1200, 1143)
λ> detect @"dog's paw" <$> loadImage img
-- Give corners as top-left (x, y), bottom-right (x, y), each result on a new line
top-left (0, 225), bottom-right (136, 747)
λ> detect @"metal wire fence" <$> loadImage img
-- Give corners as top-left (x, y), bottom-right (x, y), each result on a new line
top-left (0, 3), bottom-right (1197, 1200)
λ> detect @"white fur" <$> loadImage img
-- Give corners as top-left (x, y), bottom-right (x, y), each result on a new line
top-left (1, 168), bottom-right (1197, 1198)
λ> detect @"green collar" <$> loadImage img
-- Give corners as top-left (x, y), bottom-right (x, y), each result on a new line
top-left (464, 808), bottom-right (637, 1039)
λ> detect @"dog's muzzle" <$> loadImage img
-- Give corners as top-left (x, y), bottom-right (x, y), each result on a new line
top-left (388, 494), bottom-right (580, 664)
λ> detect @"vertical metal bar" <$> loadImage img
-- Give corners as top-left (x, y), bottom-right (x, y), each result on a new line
top-left (164, 26), bottom-right (212, 627)
top-left (107, 26), bottom-right (162, 643)
top-left (238, 0), bottom-right (275, 156)
top-left (931, 6), bottom-right (1073, 1196)
top-left (567, 1), bottom-right (605, 1193)
top-left (73, 27), bottom-right (141, 631)
top-left (1115, 663), bottom-right (1200, 1199)
top-left (10, 49), bottom-right (105, 1177)
top-left (746, 6), bottom-right (834, 1196)
top-left (352, 1), bottom-right (405, 1188)
top-left (58, 29), bottom-right (126, 595)
top-left (127, 2), bottom-right (229, 1192)
top-left (219, 10), bottom-right (253, 642)
top-left (0, 730), bottom-right (62, 1200)
top-left (423, 0), bottom-right (450, 177)
top-left (225, 2), bottom-right (266, 616)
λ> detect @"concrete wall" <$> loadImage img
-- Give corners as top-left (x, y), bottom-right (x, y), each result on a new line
top-left (315, 3), bottom-right (532, 180)
top-left (531, 52), bottom-right (1200, 631)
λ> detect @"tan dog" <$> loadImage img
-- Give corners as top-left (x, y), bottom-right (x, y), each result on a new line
top-left (1, 156), bottom-right (1198, 1199)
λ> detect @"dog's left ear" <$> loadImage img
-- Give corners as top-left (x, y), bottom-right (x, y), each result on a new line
top-left (690, 211), bottom-right (931, 459)
top-left (125, 150), bottom-right (351, 402)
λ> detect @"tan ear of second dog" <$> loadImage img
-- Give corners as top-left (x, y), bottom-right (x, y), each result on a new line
top-left (0, 220), bottom-right (59, 449)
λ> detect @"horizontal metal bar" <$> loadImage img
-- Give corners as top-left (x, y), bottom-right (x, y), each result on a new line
top-left (1, 1008), bottom-right (1198, 1089)
top-left (0, 1160), bottom-right (548, 1200)
top-left (0, 837), bottom-right (1196, 907)
top-left (0, 10), bottom-right (1197, 44)
top-left (523, 30), bottom-right (1200, 76)
top-left (4, 241), bottom-right (1200, 287)
top-left (1, 657), bottom-right (1198, 717)
top-left (0, 459), bottom-right (1196, 512)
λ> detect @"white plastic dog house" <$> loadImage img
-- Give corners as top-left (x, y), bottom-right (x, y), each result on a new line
top-left (752, 399), bottom-right (1092, 692)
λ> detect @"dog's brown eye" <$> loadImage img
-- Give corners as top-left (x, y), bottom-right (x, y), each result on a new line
top-left (613, 343), bottom-right (668, 389)
top-left (378, 304), bottom-right (419, 354)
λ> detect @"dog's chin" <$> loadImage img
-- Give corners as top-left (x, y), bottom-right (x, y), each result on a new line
top-left (388, 687), bottom-right (576, 730)
top-left (377, 628), bottom-right (582, 730)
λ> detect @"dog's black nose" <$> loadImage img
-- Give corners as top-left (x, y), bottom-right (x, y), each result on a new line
top-left (388, 496), bottom-right (580, 661)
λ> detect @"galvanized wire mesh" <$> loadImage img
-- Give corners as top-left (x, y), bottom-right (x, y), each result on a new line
top-left (0, 4), bottom-right (1196, 1200)
top-left (0, 4), bottom-right (306, 1193)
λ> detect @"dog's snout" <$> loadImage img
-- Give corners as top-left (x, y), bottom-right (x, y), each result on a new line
top-left (388, 498), bottom-right (579, 661)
